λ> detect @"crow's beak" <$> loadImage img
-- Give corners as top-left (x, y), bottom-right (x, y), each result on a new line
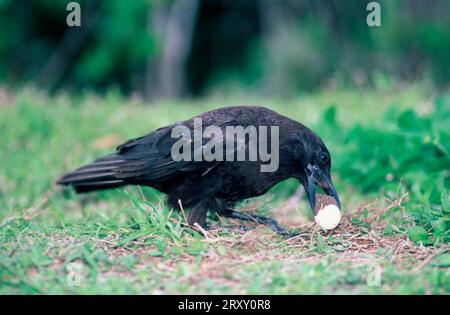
top-left (305, 164), bottom-right (341, 212)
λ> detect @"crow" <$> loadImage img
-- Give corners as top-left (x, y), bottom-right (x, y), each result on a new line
top-left (58, 106), bottom-right (340, 233)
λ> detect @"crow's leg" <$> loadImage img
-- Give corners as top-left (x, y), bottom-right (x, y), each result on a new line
top-left (187, 200), bottom-right (208, 228)
top-left (220, 210), bottom-right (288, 235)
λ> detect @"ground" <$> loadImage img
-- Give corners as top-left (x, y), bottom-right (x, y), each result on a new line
top-left (0, 84), bottom-right (449, 294)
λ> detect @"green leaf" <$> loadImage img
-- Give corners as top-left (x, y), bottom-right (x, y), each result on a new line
top-left (441, 189), bottom-right (449, 212)
top-left (431, 219), bottom-right (447, 235)
top-left (363, 208), bottom-right (369, 218)
top-left (323, 106), bottom-right (337, 127)
top-left (431, 253), bottom-right (450, 267)
top-left (408, 226), bottom-right (429, 243)
top-left (216, 244), bottom-right (227, 257)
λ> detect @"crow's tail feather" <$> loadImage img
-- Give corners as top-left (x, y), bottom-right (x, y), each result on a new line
top-left (57, 154), bottom-right (129, 193)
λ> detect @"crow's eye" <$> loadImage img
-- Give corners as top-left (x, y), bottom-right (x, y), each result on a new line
top-left (319, 152), bottom-right (329, 164)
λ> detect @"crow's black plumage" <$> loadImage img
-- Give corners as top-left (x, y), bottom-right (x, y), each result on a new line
top-left (58, 106), bottom-right (340, 232)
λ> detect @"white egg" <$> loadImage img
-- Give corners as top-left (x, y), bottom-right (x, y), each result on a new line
top-left (314, 204), bottom-right (342, 230)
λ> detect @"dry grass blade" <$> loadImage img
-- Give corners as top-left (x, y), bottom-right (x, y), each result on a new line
top-left (367, 192), bottom-right (409, 223)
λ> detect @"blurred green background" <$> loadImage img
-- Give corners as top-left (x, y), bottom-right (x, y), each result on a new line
top-left (1, 0), bottom-right (449, 97)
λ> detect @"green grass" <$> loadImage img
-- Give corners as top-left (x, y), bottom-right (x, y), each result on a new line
top-left (0, 84), bottom-right (449, 294)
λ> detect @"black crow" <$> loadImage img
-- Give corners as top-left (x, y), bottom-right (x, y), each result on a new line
top-left (58, 106), bottom-right (340, 233)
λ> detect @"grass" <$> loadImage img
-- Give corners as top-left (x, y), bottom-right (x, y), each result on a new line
top-left (0, 83), bottom-right (449, 294)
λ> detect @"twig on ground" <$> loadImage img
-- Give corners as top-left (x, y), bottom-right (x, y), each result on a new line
top-left (177, 199), bottom-right (210, 238)
top-left (368, 192), bottom-right (409, 223)
top-left (194, 223), bottom-right (209, 239)
top-left (412, 247), bottom-right (448, 272)
top-left (0, 190), bottom-right (53, 228)
top-left (215, 213), bottom-right (225, 225)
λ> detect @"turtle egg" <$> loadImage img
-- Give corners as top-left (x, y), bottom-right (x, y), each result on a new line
top-left (314, 204), bottom-right (342, 230)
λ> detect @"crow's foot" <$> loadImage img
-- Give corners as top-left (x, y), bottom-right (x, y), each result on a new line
top-left (222, 210), bottom-right (289, 235)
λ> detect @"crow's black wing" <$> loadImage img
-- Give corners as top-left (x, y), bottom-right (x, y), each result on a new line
top-left (57, 118), bottom-right (234, 193)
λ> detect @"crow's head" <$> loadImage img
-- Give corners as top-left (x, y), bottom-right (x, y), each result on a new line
top-left (296, 132), bottom-right (341, 214)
